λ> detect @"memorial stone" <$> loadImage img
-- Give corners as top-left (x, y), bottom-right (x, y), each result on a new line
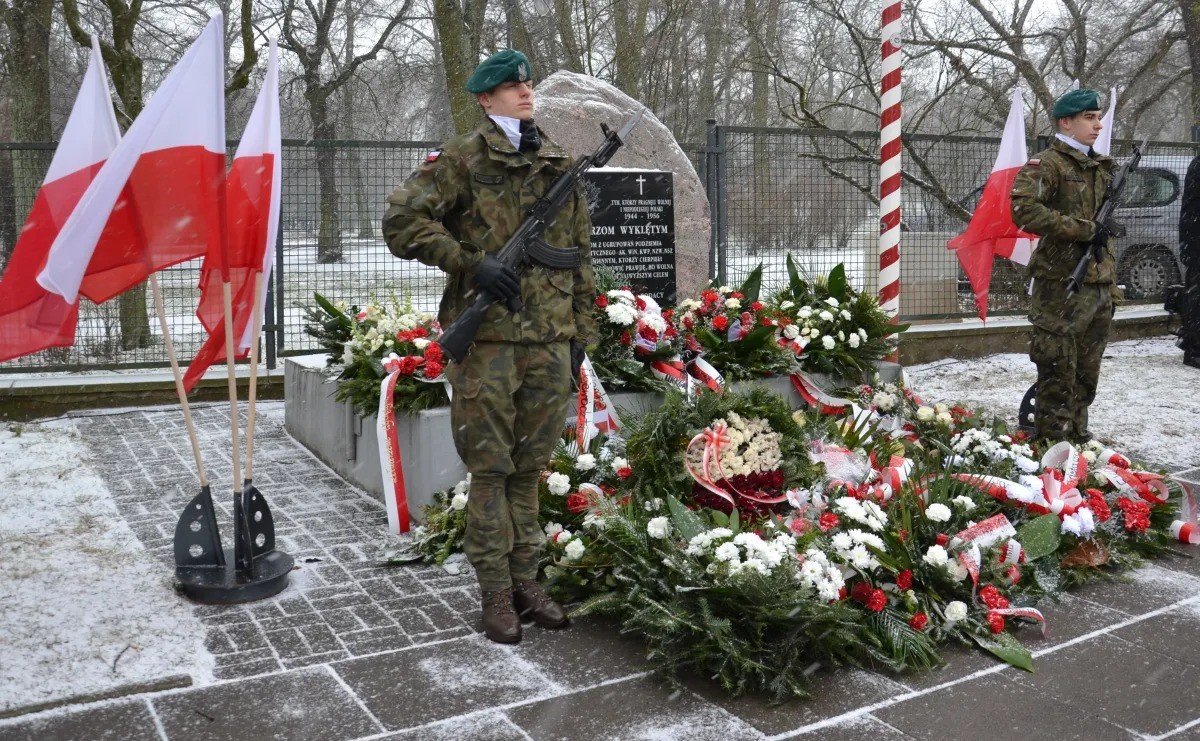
top-left (582, 168), bottom-right (677, 302)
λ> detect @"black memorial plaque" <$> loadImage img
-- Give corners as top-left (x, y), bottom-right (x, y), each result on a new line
top-left (581, 169), bottom-right (676, 304)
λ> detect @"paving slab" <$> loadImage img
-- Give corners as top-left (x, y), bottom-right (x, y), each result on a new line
top-left (683, 667), bottom-right (908, 737)
top-left (0, 700), bottom-right (161, 741)
top-left (874, 674), bottom-right (1132, 740)
top-left (151, 668), bottom-right (382, 740)
top-left (332, 634), bottom-right (559, 730)
top-left (508, 616), bottom-right (653, 689)
top-left (505, 675), bottom-right (764, 740)
top-left (781, 714), bottom-right (912, 740)
top-left (379, 711), bottom-right (531, 740)
top-left (1111, 602), bottom-right (1200, 669)
top-left (1010, 635), bottom-right (1200, 738)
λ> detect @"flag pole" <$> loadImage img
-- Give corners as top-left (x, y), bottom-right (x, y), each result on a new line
top-left (149, 274), bottom-right (207, 487)
top-left (222, 282), bottom-right (243, 497)
top-left (244, 271), bottom-right (265, 481)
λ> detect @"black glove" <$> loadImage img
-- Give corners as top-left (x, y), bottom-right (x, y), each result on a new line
top-left (1090, 221), bottom-right (1113, 246)
top-left (473, 254), bottom-right (520, 302)
top-left (570, 340), bottom-right (585, 380)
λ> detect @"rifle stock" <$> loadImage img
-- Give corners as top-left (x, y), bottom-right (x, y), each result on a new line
top-left (1066, 138), bottom-right (1148, 294)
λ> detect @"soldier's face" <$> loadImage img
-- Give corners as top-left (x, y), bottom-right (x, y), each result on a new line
top-left (1058, 111), bottom-right (1103, 146)
top-left (477, 81), bottom-right (535, 121)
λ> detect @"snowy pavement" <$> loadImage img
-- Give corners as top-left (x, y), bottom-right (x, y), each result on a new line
top-left (0, 343), bottom-right (1198, 738)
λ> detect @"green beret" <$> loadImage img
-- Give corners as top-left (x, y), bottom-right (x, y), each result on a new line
top-left (1052, 88), bottom-right (1102, 119)
top-left (466, 50), bottom-right (532, 94)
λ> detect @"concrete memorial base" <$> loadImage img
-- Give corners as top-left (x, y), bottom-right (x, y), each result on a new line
top-left (284, 355), bottom-right (901, 524)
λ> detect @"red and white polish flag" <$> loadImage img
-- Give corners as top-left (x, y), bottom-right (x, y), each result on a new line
top-left (183, 39), bottom-right (282, 392)
top-left (0, 37), bottom-right (120, 363)
top-left (946, 87), bottom-right (1040, 320)
top-left (36, 14), bottom-right (227, 306)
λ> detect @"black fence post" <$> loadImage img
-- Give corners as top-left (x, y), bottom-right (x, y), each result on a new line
top-left (705, 119), bottom-right (718, 281)
top-left (715, 124), bottom-right (728, 286)
top-left (274, 212), bottom-right (285, 357)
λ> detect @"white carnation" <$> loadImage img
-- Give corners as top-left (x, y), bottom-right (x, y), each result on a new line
top-left (449, 492), bottom-right (468, 511)
top-left (944, 600), bottom-right (968, 623)
top-left (783, 324), bottom-right (800, 340)
top-left (780, 300), bottom-right (795, 310)
top-left (647, 517), bottom-right (671, 539)
top-left (725, 298), bottom-right (741, 310)
top-left (848, 334), bottom-right (861, 349)
top-left (925, 503), bottom-right (952, 522)
top-left (819, 310), bottom-right (835, 322)
top-left (923, 544), bottom-right (949, 567)
top-left (840, 309), bottom-right (852, 320)
top-left (824, 297), bottom-right (840, 307)
top-left (575, 453), bottom-right (596, 471)
top-left (952, 496), bottom-right (976, 512)
top-left (916, 406), bottom-right (935, 422)
top-left (544, 522), bottom-right (564, 539)
top-left (935, 411), bottom-right (953, 426)
top-left (563, 539), bottom-right (586, 561)
top-left (612, 456), bottom-right (629, 471)
top-left (547, 472), bottom-right (571, 496)
top-left (822, 336), bottom-right (836, 350)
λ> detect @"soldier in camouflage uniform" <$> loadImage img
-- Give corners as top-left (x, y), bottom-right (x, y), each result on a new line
top-left (1011, 88), bottom-right (1117, 443)
top-left (383, 50), bottom-right (596, 643)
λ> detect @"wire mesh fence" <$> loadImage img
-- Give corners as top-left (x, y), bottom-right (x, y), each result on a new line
top-left (0, 129), bottom-right (1192, 372)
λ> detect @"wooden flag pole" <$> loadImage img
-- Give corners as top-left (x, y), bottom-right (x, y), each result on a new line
top-left (149, 274), bottom-right (208, 487)
top-left (244, 272), bottom-right (265, 482)
top-left (222, 282), bottom-right (243, 495)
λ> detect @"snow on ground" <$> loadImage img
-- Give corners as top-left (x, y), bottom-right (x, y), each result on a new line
top-left (0, 421), bottom-right (213, 714)
top-left (907, 335), bottom-right (1200, 470)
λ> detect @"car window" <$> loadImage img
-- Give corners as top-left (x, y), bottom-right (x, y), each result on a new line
top-left (1120, 169), bottom-right (1179, 208)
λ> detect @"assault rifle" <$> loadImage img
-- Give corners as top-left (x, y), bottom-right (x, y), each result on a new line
top-left (440, 109), bottom-right (645, 363)
top-left (1066, 138), bottom-right (1148, 294)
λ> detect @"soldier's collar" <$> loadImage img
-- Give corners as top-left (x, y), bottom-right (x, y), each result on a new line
top-left (478, 118), bottom-right (567, 165)
top-left (1050, 137), bottom-right (1104, 167)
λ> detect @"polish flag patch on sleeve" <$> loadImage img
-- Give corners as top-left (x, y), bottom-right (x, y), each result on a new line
top-left (426, 150), bottom-right (441, 163)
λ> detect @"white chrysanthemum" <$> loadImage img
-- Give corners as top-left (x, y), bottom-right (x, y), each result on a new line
top-left (925, 503), bottom-right (952, 522)
top-left (944, 600), bottom-right (968, 623)
top-left (612, 456), bottom-right (629, 471)
top-left (714, 542), bottom-right (740, 563)
top-left (547, 472), bottom-right (571, 495)
top-left (450, 491), bottom-right (468, 511)
top-left (923, 544), bottom-right (949, 567)
top-left (647, 517), bottom-right (671, 539)
top-left (831, 532), bottom-right (853, 551)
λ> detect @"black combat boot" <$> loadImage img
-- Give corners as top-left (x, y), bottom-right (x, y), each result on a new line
top-left (513, 579), bottom-right (570, 629)
top-left (481, 588), bottom-right (522, 644)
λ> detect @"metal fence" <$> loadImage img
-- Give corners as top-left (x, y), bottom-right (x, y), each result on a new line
top-left (0, 128), bottom-right (1194, 372)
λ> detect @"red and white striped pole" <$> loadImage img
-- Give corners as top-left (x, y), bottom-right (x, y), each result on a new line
top-left (879, 0), bottom-right (903, 321)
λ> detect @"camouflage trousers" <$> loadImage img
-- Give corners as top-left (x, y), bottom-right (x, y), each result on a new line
top-left (445, 340), bottom-right (572, 593)
top-left (1028, 278), bottom-right (1113, 442)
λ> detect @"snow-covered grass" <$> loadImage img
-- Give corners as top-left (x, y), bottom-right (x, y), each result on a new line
top-left (907, 335), bottom-right (1199, 470)
top-left (0, 421), bottom-right (213, 714)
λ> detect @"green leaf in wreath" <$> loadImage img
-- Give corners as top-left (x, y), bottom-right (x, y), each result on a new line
top-left (786, 253), bottom-right (808, 298)
top-left (667, 495), bottom-right (706, 541)
top-left (973, 632), bottom-right (1034, 672)
top-left (1017, 514), bottom-right (1062, 561)
top-left (314, 292), bottom-right (352, 330)
top-left (739, 264), bottom-right (764, 303)
top-left (729, 507), bottom-right (740, 535)
top-left (827, 264), bottom-right (848, 301)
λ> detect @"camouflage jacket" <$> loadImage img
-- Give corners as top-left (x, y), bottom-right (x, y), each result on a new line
top-left (1010, 138), bottom-right (1116, 283)
top-left (383, 118), bottom-right (597, 344)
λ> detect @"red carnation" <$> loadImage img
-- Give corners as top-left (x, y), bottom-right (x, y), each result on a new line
top-left (987, 611), bottom-right (1006, 634)
top-left (730, 291), bottom-right (745, 299)
top-left (424, 342), bottom-right (443, 363)
top-left (595, 294), bottom-right (609, 308)
top-left (616, 466), bottom-right (633, 480)
top-left (662, 309), bottom-right (674, 321)
top-left (423, 361), bottom-right (444, 378)
top-left (740, 311), bottom-right (752, 325)
top-left (620, 331), bottom-right (632, 346)
top-left (683, 316), bottom-right (695, 330)
top-left (818, 512), bottom-right (839, 532)
top-left (635, 297), bottom-right (647, 310)
top-left (1115, 496), bottom-right (1150, 533)
top-left (935, 533), bottom-right (950, 547)
top-left (979, 585), bottom-right (1004, 609)
top-left (566, 492), bottom-right (591, 514)
top-left (759, 316), bottom-right (774, 326)
top-left (909, 612), bottom-right (928, 631)
top-left (750, 301), bottom-right (764, 312)
top-left (867, 589), bottom-right (887, 612)
top-left (701, 289), bottom-right (720, 305)
top-left (712, 315), bottom-right (729, 331)
top-left (665, 326), bottom-right (679, 339)
top-left (850, 581), bottom-right (872, 602)
top-left (397, 356), bottom-right (422, 376)
top-left (788, 518), bottom-right (810, 535)
top-left (638, 324), bottom-right (659, 342)
top-left (413, 326), bottom-right (430, 338)
top-left (1086, 488), bottom-right (1111, 523)
top-left (895, 569), bottom-right (913, 591)
top-left (897, 528), bottom-right (909, 543)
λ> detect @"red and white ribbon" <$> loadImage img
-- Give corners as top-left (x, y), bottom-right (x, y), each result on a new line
top-left (685, 421), bottom-right (737, 510)
top-left (1098, 466), bottom-right (1169, 506)
top-left (990, 606), bottom-right (1048, 637)
top-left (377, 364), bottom-right (410, 534)
top-left (790, 373), bottom-right (855, 415)
top-left (687, 356), bottom-right (724, 394)
top-left (650, 357), bottom-right (688, 391)
top-left (1169, 476), bottom-right (1199, 545)
top-left (1041, 441), bottom-right (1088, 488)
top-left (999, 538), bottom-right (1025, 565)
top-left (949, 513), bottom-right (1017, 588)
top-left (569, 356), bottom-right (621, 455)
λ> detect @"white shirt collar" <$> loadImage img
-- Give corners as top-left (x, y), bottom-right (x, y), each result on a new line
top-left (488, 114), bottom-right (522, 151)
top-left (1055, 133), bottom-right (1092, 156)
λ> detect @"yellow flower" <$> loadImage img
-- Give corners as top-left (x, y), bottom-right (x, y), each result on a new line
top-left (791, 410), bottom-right (808, 428)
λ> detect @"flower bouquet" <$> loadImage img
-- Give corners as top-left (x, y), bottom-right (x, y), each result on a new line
top-left (305, 292), bottom-right (448, 415)
top-left (586, 268), bottom-right (684, 391)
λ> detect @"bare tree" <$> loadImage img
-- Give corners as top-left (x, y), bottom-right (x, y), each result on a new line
top-left (431, 0), bottom-right (488, 134)
top-left (280, 0), bottom-right (414, 262)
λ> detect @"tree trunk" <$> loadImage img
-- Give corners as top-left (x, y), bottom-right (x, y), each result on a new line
top-left (1180, 0), bottom-right (1200, 130)
top-left (612, 0), bottom-right (651, 97)
top-left (0, 96), bottom-right (16, 268)
top-left (553, 0), bottom-right (584, 73)
top-left (309, 91), bottom-right (343, 263)
top-left (433, 0), bottom-right (481, 135)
